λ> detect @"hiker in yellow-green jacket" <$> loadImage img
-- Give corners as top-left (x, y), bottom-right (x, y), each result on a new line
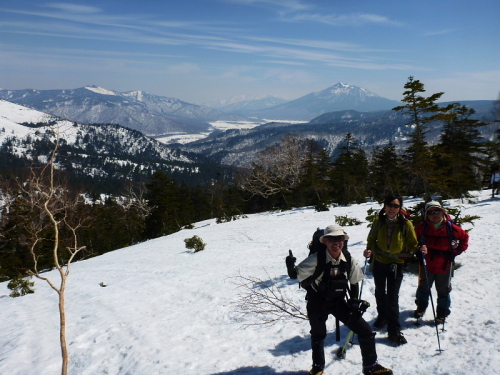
top-left (363, 194), bottom-right (418, 346)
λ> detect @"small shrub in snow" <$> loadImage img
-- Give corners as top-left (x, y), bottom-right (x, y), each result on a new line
top-left (335, 214), bottom-right (362, 226)
top-left (184, 235), bottom-right (206, 252)
top-left (8, 276), bottom-right (35, 297)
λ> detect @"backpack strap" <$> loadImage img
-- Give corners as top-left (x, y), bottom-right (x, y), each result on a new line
top-left (342, 248), bottom-right (352, 277)
top-left (311, 247), bottom-right (327, 282)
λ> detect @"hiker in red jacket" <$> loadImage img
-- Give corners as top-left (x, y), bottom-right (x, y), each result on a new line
top-left (414, 201), bottom-right (469, 323)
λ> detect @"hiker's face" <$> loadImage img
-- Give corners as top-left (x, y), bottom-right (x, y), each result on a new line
top-left (427, 209), bottom-right (444, 224)
top-left (384, 199), bottom-right (401, 219)
top-left (324, 237), bottom-right (344, 259)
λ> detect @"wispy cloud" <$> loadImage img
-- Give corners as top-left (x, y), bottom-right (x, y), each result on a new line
top-left (0, 3), bottom-right (415, 76)
top-left (221, 0), bottom-right (310, 12)
top-left (45, 3), bottom-right (102, 14)
top-left (423, 29), bottom-right (457, 36)
top-left (281, 12), bottom-right (402, 27)
top-left (220, 0), bottom-right (400, 27)
top-left (259, 60), bottom-right (306, 66)
top-left (244, 36), bottom-right (396, 53)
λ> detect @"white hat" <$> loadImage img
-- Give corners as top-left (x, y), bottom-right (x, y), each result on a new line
top-left (424, 201), bottom-right (444, 219)
top-left (319, 224), bottom-right (349, 243)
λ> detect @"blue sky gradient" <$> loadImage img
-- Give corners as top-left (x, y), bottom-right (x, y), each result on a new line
top-left (1, 0), bottom-right (498, 104)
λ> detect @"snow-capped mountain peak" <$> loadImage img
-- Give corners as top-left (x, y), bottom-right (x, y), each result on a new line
top-left (317, 83), bottom-right (380, 98)
top-left (84, 86), bottom-right (118, 96)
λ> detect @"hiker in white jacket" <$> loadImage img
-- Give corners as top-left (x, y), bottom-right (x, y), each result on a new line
top-left (491, 167), bottom-right (500, 197)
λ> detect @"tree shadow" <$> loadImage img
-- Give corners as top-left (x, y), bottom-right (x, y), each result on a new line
top-left (269, 326), bottom-right (348, 357)
top-left (210, 332), bottom-right (347, 374)
top-left (210, 365), bottom-right (307, 375)
top-left (268, 335), bottom-right (310, 356)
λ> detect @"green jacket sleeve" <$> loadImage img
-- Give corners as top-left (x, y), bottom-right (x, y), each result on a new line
top-left (404, 220), bottom-right (418, 255)
top-left (366, 217), bottom-right (379, 251)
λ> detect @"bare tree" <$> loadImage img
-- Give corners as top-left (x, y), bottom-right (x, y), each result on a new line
top-left (232, 270), bottom-right (307, 326)
top-left (237, 135), bottom-right (310, 201)
top-left (16, 126), bottom-right (89, 375)
top-left (122, 180), bottom-right (151, 219)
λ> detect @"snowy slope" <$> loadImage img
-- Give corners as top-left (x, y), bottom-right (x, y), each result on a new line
top-left (0, 190), bottom-right (499, 375)
top-left (0, 99), bottom-right (197, 165)
top-left (0, 99), bottom-right (56, 140)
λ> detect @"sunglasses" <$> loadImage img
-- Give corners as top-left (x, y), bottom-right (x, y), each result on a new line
top-left (324, 236), bottom-right (345, 243)
top-left (386, 203), bottom-right (401, 209)
top-left (428, 210), bottom-right (442, 215)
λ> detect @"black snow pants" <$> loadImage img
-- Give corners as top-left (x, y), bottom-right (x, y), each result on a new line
top-left (306, 292), bottom-right (377, 367)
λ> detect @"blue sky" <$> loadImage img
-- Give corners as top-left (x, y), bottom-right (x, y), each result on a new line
top-left (0, 0), bottom-right (499, 104)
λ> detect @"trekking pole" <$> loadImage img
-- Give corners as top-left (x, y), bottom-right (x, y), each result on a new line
top-left (349, 257), bottom-right (369, 343)
top-left (441, 261), bottom-right (454, 333)
top-left (421, 256), bottom-right (444, 353)
top-left (336, 257), bottom-right (369, 359)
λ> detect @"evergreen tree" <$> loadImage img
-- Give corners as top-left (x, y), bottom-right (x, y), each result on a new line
top-left (143, 171), bottom-right (184, 239)
top-left (190, 184), bottom-right (213, 222)
top-left (434, 103), bottom-right (488, 198)
top-left (393, 76), bottom-right (451, 199)
top-left (0, 193), bottom-right (41, 280)
top-left (80, 198), bottom-right (141, 255)
top-left (368, 143), bottom-right (407, 201)
top-left (331, 133), bottom-right (368, 205)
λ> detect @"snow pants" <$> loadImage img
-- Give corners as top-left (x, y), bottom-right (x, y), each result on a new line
top-left (372, 260), bottom-right (404, 335)
top-left (416, 263), bottom-right (452, 313)
top-left (307, 294), bottom-right (377, 367)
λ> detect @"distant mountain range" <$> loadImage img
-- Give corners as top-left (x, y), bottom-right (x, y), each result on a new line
top-left (0, 86), bottom-right (242, 137)
top-left (175, 101), bottom-right (497, 167)
top-left (0, 83), bottom-right (403, 130)
top-left (1, 84), bottom-right (496, 171)
top-left (1, 83), bottom-right (495, 132)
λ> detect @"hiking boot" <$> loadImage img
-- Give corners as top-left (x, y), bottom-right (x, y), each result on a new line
top-left (373, 316), bottom-right (387, 329)
top-left (309, 364), bottom-right (324, 375)
top-left (436, 307), bottom-right (450, 324)
top-left (413, 309), bottom-right (425, 319)
top-left (414, 299), bottom-right (428, 319)
top-left (388, 331), bottom-right (408, 345)
top-left (435, 316), bottom-right (446, 324)
top-left (363, 362), bottom-right (393, 375)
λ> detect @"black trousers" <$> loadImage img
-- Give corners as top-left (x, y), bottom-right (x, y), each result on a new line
top-left (372, 260), bottom-right (404, 335)
top-left (307, 293), bottom-right (377, 367)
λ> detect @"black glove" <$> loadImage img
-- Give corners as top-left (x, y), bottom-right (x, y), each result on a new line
top-left (286, 250), bottom-right (298, 279)
top-left (347, 298), bottom-right (370, 323)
